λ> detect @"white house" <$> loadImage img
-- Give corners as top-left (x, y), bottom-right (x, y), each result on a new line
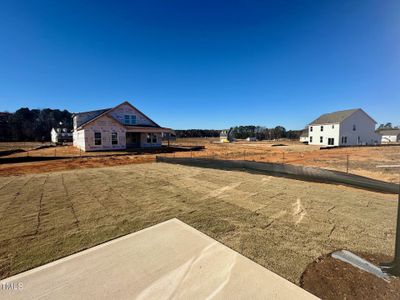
top-left (379, 129), bottom-right (400, 143)
top-left (51, 128), bottom-right (73, 144)
top-left (307, 109), bottom-right (380, 147)
top-left (72, 101), bottom-right (173, 151)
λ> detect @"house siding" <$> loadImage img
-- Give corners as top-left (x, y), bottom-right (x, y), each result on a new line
top-left (381, 134), bottom-right (400, 143)
top-left (140, 133), bottom-right (162, 148)
top-left (73, 129), bottom-right (86, 151)
top-left (81, 116), bottom-right (126, 151)
top-left (308, 123), bottom-right (340, 146)
top-left (108, 103), bottom-right (155, 127)
top-left (339, 110), bottom-right (380, 146)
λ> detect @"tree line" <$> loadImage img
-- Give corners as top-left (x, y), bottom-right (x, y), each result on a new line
top-left (175, 129), bottom-right (220, 138)
top-left (229, 125), bottom-right (302, 140)
top-left (175, 126), bottom-right (303, 140)
top-left (0, 108), bottom-right (73, 142)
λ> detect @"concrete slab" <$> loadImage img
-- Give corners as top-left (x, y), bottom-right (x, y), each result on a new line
top-left (0, 219), bottom-right (318, 299)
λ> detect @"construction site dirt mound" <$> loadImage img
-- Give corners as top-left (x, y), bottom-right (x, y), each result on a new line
top-left (300, 252), bottom-right (400, 300)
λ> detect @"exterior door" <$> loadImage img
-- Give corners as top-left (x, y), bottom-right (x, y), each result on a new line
top-left (126, 132), bottom-right (141, 148)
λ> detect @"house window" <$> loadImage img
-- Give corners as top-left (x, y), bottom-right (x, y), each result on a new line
top-left (111, 132), bottom-right (118, 145)
top-left (310, 126), bottom-right (313, 132)
top-left (332, 125), bottom-right (334, 129)
top-left (341, 136), bottom-right (347, 144)
top-left (310, 136), bottom-right (313, 143)
top-left (328, 138), bottom-right (334, 145)
top-left (320, 126), bottom-right (324, 132)
top-left (146, 134), bottom-right (151, 143)
top-left (94, 132), bottom-right (102, 145)
top-left (124, 115), bottom-right (137, 125)
top-left (320, 136), bottom-right (323, 143)
top-left (353, 124), bottom-right (356, 131)
top-left (152, 134), bottom-right (157, 143)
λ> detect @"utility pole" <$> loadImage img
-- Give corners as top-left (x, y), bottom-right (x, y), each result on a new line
top-left (377, 165), bottom-right (400, 276)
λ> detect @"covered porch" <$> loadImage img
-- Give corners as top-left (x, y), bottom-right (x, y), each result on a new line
top-left (125, 126), bottom-right (174, 149)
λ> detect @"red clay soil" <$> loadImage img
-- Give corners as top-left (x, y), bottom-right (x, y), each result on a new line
top-left (0, 155), bottom-right (155, 176)
top-left (300, 252), bottom-right (400, 300)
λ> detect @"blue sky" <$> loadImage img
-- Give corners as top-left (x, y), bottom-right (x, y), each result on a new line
top-left (0, 0), bottom-right (399, 129)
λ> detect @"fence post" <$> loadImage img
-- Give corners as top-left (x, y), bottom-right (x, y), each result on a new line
top-left (346, 154), bottom-right (349, 173)
top-left (381, 174), bottom-right (400, 276)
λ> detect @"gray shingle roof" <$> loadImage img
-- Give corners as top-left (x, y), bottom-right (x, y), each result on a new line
top-left (74, 108), bottom-right (111, 128)
top-left (309, 109), bottom-right (360, 125)
top-left (378, 129), bottom-right (400, 135)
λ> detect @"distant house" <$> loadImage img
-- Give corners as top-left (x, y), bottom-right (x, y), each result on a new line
top-left (220, 129), bottom-right (235, 143)
top-left (299, 130), bottom-right (309, 143)
top-left (72, 101), bottom-right (173, 151)
top-left (307, 109), bottom-right (380, 147)
top-left (51, 128), bottom-right (73, 144)
top-left (379, 129), bottom-right (400, 143)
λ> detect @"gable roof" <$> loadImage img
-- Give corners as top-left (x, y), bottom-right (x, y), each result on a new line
top-left (75, 101), bottom-right (161, 129)
top-left (378, 129), bottom-right (400, 136)
top-left (309, 108), bottom-right (375, 125)
top-left (73, 108), bottom-right (111, 128)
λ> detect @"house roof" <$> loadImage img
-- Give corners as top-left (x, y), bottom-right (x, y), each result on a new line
top-left (309, 108), bottom-right (377, 125)
top-left (74, 108), bottom-right (111, 128)
top-left (378, 129), bottom-right (400, 136)
top-left (309, 109), bottom-right (361, 125)
top-left (75, 101), bottom-right (162, 129)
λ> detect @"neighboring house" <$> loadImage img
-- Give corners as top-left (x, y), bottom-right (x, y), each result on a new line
top-left (220, 129), bottom-right (235, 143)
top-left (51, 128), bottom-right (73, 144)
top-left (307, 109), bottom-right (380, 147)
top-left (246, 137), bottom-right (257, 142)
top-left (299, 129), bottom-right (309, 143)
top-left (379, 129), bottom-right (400, 143)
top-left (72, 101), bottom-right (173, 151)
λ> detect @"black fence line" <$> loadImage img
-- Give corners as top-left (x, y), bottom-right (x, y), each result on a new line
top-left (156, 156), bottom-right (399, 194)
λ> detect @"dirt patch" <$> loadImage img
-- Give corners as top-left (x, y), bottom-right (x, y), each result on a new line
top-left (301, 252), bottom-right (400, 299)
top-left (1, 140), bottom-right (399, 182)
top-left (0, 163), bottom-right (397, 288)
top-left (0, 155), bottom-right (155, 176)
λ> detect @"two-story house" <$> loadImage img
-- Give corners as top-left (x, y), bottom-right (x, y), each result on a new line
top-left (308, 109), bottom-right (380, 147)
top-left (72, 101), bottom-right (173, 151)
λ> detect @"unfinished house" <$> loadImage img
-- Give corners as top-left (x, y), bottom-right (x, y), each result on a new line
top-left (72, 101), bottom-right (172, 151)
